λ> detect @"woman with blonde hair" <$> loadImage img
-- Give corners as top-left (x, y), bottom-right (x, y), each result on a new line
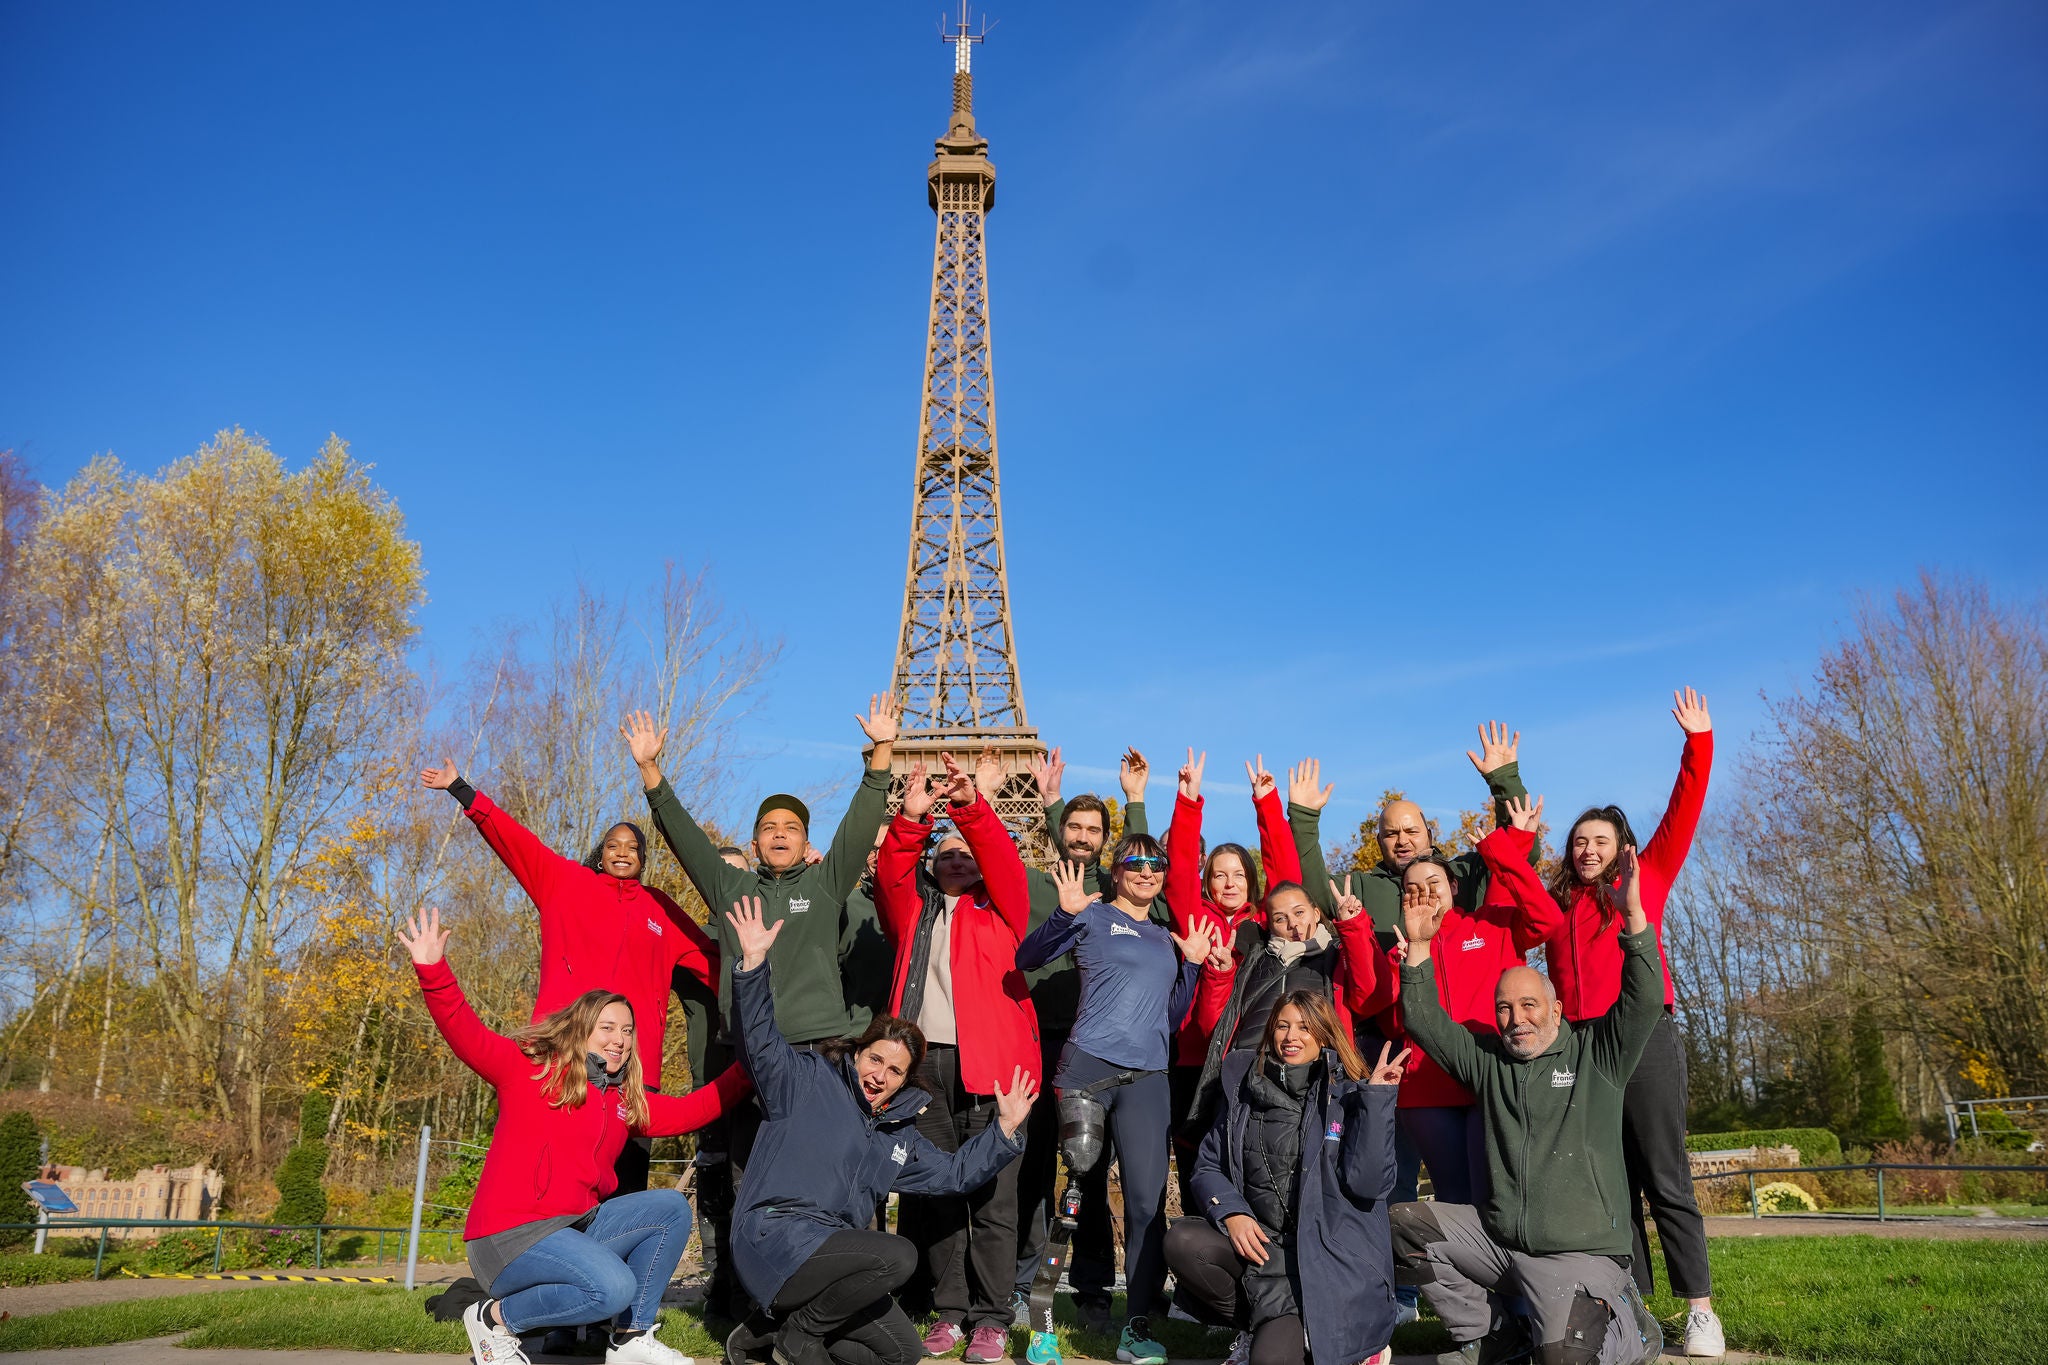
top-left (399, 907), bottom-right (751, 1365)
top-left (1167, 991), bottom-right (1407, 1365)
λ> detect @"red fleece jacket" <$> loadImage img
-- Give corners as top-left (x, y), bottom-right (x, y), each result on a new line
top-left (1541, 731), bottom-right (1711, 1020)
top-left (464, 791), bottom-right (719, 1089)
top-left (415, 958), bottom-right (750, 1242)
top-left (1380, 826), bottom-right (1562, 1108)
top-left (1191, 903), bottom-right (1389, 1053)
top-left (1164, 789), bottom-right (1299, 1065)
top-left (876, 793), bottom-right (1041, 1092)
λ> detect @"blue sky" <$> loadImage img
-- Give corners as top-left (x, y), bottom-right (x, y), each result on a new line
top-left (4, 1), bottom-right (2044, 850)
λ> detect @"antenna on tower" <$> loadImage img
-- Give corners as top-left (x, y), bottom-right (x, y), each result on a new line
top-left (939, 2), bottom-right (995, 75)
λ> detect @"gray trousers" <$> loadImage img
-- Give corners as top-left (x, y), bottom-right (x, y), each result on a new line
top-left (1390, 1203), bottom-right (1660, 1365)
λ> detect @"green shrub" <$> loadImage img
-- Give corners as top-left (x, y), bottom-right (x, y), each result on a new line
top-left (136, 1229), bottom-right (224, 1273)
top-left (1686, 1127), bottom-right (1842, 1166)
top-left (271, 1142), bottom-right (328, 1227)
top-left (238, 1228), bottom-right (320, 1269)
top-left (0, 1110), bottom-right (42, 1248)
top-left (0, 1252), bottom-right (97, 1287)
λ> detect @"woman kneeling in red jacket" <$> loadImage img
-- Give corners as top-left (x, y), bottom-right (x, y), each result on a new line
top-left (874, 754), bottom-right (1040, 1364)
top-left (400, 907), bottom-right (751, 1365)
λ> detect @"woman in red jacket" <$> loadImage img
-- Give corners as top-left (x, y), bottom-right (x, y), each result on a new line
top-left (1162, 751), bottom-right (1300, 1210)
top-left (398, 907), bottom-right (751, 1365)
top-left (1379, 796), bottom-right (1559, 1206)
top-left (420, 759), bottom-right (720, 1195)
top-left (1536, 687), bottom-right (1721, 1359)
top-left (874, 755), bottom-right (1038, 1365)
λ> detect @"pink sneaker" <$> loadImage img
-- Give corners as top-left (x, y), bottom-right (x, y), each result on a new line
top-left (922, 1322), bottom-right (966, 1358)
top-left (963, 1325), bottom-right (1009, 1363)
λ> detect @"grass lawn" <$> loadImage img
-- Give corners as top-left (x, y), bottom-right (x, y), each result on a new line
top-left (1, 1236), bottom-right (2042, 1362)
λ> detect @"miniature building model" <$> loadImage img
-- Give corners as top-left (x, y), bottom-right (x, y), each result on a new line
top-left (37, 1161), bottom-right (224, 1237)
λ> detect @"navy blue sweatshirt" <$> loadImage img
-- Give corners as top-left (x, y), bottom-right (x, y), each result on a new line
top-left (728, 958), bottom-right (1025, 1304)
top-left (1017, 901), bottom-right (1198, 1076)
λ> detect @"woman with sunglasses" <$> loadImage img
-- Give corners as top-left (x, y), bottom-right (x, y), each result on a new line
top-left (1017, 835), bottom-right (1223, 1365)
top-left (1536, 687), bottom-right (1721, 1360)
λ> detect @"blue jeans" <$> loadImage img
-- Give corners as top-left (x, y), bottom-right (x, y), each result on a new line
top-left (493, 1188), bottom-right (694, 1335)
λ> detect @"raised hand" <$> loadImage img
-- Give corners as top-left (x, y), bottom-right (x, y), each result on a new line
top-left (1287, 757), bottom-right (1333, 811)
top-left (1051, 859), bottom-right (1093, 915)
top-left (398, 905), bottom-right (450, 966)
top-left (621, 709), bottom-right (668, 785)
top-left (725, 895), bottom-right (784, 971)
top-left (1171, 916), bottom-right (1218, 967)
top-left (1465, 721), bottom-right (1520, 777)
top-left (1329, 876), bottom-right (1366, 922)
top-left (1030, 746), bottom-right (1064, 807)
top-left (1368, 1041), bottom-right (1414, 1087)
top-left (993, 1065), bottom-right (1040, 1138)
top-left (1401, 879), bottom-right (1441, 948)
top-left (803, 843), bottom-right (825, 866)
top-left (1178, 748), bottom-right (1206, 801)
top-left (1617, 845), bottom-right (1647, 933)
top-left (418, 757), bottom-right (459, 791)
top-left (1244, 754), bottom-right (1276, 801)
top-left (1224, 1213), bottom-right (1271, 1266)
top-left (1119, 747), bottom-right (1150, 803)
top-left (938, 752), bottom-right (976, 807)
top-left (858, 693), bottom-right (901, 746)
top-left (974, 746), bottom-right (1003, 802)
top-left (1505, 794), bottom-right (1545, 834)
top-left (1672, 686), bottom-right (1712, 734)
top-left (899, 762), bottom-right (935, 819)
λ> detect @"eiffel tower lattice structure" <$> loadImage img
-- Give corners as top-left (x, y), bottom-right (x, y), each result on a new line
top-left (887, 8), bottom-right (1049, 858)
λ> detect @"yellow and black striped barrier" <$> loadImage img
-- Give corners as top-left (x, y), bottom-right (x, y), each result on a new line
top-left (118, 1267), bottom-right (396, 1284)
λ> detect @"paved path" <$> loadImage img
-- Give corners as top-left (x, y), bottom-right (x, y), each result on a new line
top-left (0, 1263), bottom-right (468, 1319)
top-left (1704, 1212), bottom-right (2048, 1240)
top-left (0, 1339), bottom-right (1783, 1365)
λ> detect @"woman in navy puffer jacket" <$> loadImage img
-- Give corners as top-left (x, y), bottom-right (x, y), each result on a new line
top-left (721, 897), bottom-right (1035, 1365)
top-left (1167, 990), bottom-right (1406, 1365)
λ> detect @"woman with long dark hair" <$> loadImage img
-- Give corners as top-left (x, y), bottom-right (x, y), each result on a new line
top-left (1016, 833), bottom-right (1222, 1365)
top-left (720, 897), bottom-right (1034, 1365)
top-left (1536, 687), bottom-right (1721, 1359)
top-left (399, 907), bottom-right (749, 1365)
top-left (1166, 991), bottom-right (1406, 1365)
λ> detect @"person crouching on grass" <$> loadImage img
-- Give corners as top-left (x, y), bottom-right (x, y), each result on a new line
top-left (398, 907), bottom-right (752, 1365)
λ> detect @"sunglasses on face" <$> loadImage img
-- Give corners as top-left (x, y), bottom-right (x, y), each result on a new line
top-left (1119, 855), bottom-right (1168, 872)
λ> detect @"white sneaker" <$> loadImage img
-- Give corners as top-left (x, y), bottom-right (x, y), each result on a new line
top-left (608, 1328), bottom-right (696, 1365)
top-left (1684, 1307), bottom-right (1725, 1359)
top-left (461, 1301), bottom-right (531, 1365)
top-left (1222, 1331), bottom-right (1253, 1365)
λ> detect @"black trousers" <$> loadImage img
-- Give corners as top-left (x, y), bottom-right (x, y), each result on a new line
top-left (772, 1229), bottom-right (924, 1365)
top-left (1013, 1031), bottom-right (1115, 1304)
top-left (896, 1043), bottom-right (1021, 1333)
top-left (1622, 1013), bottom-right (1711, 1298)
top-left (1168, 1063), bottom-right (1202, 1217)
top-left (1163, 1219), bottom-right (1304, 1365)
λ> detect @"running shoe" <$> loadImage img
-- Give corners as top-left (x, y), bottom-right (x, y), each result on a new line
top-left (922, 1321), bottom-right (966, 1358)
top-left (1115, 1318), bottom-right (1166, 1365)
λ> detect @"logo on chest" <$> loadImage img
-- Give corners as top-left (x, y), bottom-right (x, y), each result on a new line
top-left (1550, 1068), bottom-right (1576, 1088)
top-left (616, 1102), bottom-right (629, 1121)
top-left (1108, 920), bottom-right (1142, 938)
top-left (646, 918), bottom-right (665, 937)
top-left (1324, 1119), bottom-right (1344, 1143)
top-left (891, 1142), bottom-right (909, 1166)
top-left (1460, 934), bottom-right (1486, 952)
top-left (788, 897), bottom-right (812, 914)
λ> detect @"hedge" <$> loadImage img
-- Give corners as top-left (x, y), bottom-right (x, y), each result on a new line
top-left (1686, 1128), bottom-right (1842, 1166)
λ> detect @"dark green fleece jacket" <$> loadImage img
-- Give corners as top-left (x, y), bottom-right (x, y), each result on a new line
top-left (1399, 925), bottom-right (1664, 1258)
top-left (1023, 797), bottom-right (1152, 1036)
top-left (1292, 762), bottom-right (1532, 944)
top-left (645, 767), bottom-right (892, 1044)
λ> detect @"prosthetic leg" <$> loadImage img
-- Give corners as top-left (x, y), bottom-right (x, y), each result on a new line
top-left (1024, 1088), bottom-right (1111, 1365)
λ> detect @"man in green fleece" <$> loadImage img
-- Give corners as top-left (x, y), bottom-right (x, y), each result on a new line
top-left (1390, 848), bottom-right (1666, 1365)
top-left (622, 698), bottom-right (898, 1043)
top-left (1289, 722), bottom-right (1534, 944)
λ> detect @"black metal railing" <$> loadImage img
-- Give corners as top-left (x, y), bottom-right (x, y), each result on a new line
top-left (1691, 1161), bottom-right (2048, 1222)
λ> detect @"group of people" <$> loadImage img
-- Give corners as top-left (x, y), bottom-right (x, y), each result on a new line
top-left (408, 685), bottom-right (1724, 1365)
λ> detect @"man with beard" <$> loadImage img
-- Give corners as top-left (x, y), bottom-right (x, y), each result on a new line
top-left (1387, 850), bottom-right (1667, 1365)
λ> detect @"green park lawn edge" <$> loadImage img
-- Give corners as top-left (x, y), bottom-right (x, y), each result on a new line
top-left (2, 1236), bottom-right (2044, 1363)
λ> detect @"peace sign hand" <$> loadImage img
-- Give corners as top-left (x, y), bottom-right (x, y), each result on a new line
top-left (1244, 755), bottom-right (1275, 800)
top-left (1368, 1041), bottom-right (1413, 1087)
top-left (1179, 748), bottom-right (1206, 801)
